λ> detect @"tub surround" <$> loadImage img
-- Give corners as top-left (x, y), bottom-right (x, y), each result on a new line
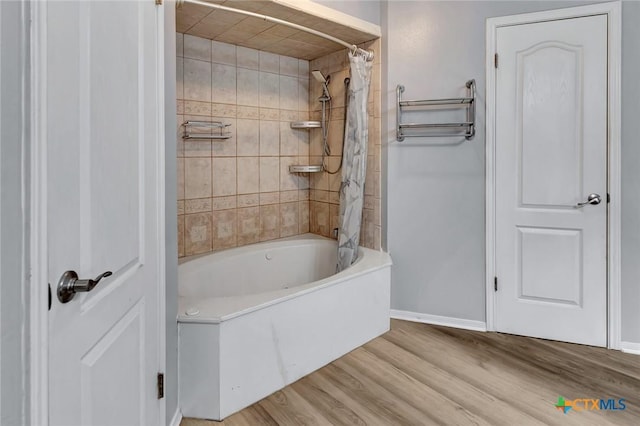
top-left (308, 39), bottom-right (382, 250)
top-left (178, 235), bottom-right (392, 420)
top-left (177, 34), bottom-right (312, 257)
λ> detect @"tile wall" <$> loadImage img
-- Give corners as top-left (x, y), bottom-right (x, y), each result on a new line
top-left (308, 39), bottom-right (382, 250)
top-left (177, 33), bottom-right (311, 257)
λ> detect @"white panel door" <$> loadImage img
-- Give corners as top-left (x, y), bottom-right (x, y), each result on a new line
top-left (46, 1), bottom-right (164, 425)
top-left (495, 15), bottom-right (607, 346)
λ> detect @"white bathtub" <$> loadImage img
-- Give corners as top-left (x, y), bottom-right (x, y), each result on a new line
top-left (177, 234), bottom-right (392, 420)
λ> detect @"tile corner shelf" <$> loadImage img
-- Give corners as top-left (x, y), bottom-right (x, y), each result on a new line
top-left (289, 165), bottom-right (323, 173)
top-left (290, 121), bottom-right (322, 129)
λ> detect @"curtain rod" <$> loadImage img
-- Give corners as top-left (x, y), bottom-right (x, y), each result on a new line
top-left (177, 0), bottom-right (375, 61)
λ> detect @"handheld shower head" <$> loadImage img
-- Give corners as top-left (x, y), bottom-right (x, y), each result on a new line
top-left (311, 70), bottom-right (327, 83)
top-left (312, 70), bottom-right (331, 100)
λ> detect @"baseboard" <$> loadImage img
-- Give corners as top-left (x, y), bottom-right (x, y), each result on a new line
top-left (169, 407), bottom-right (182, 426)
top-left (391, 310), bottom-right (486, 332)
top-left (620, 341), bottom-right (640, 355)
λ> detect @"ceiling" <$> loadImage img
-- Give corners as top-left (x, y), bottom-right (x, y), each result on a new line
top-left (176, 0), bottom-right (379, 60)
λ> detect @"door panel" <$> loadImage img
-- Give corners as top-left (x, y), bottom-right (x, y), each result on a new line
top-left (495, 15), bottom-right (607, 346)
top-left (47, 1), bottom-right (163, 424)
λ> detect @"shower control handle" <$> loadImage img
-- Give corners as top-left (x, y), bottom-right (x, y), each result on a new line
top-left (57, 270), bottom-right (113, 303)
top-left (576, 193), bottom-right (601, 208)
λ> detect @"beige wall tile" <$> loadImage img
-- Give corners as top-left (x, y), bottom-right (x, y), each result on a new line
top-left (212, 195), bottom-right (237, 211)
top-left (177, 158), bottom-right (185, 200)
top-left (211, 40), bottom-right (236, 66)
top-left (177, 200), bottom-right (185, 215)
top-left (279, 110), bottom-right (298, 122)
top-left (236, 119), bottom-right (259, 156)
top-left (183, 140), bottom-right (211, 157)
top-left (298, 78), bottom-right (309, 112)
top-left (279, 157), bottom-right (298, 191)
top-left (176, 33), bottom-right (184, 57)
top-left (330, 204), bottom-right (340, 239)
top-left (184, 34), bottom-right (211, 62)
top-left (260, 191), bottom-right (280, 205)
top-left (237, 68), bottom-right (259, 107)
top-left (298, 189), bottom-right (310, 201)
top-left (279, 55), bottom-right (298, 77)
top-left (212, 63), bottom-right (237, 104)
top-left (279, 75), bottom-right (298, 111)
top-left (259, 51), bottom-right (279, 73)
top-left (177, 58), bottom-right (184, 100)
top-left (299, 201), bottom-right (309, 233)
top-left (259, 108), bottom-right (280, 121)
top-left (177, 215), bottom-right (185, 257)
top-left (184, 212), bottom-right (212, 255)
top-left (310, 166), bottom-right (329, 191)
top-left (259, 157), bottom-right (279, 193)
top-left (237, 46), bottom-right (259, 70)
top-left (212, 209), bottom-right (237, 250)
top-left (185, 198), bottom-right (212, 214)
top-left (259, 72), bottom-right (279, 109)
top-left (327, 157), bottom-right (342, 192)
top-left (280, 190), bottom-right (298, 203)
top-left (184, 100), bottom-right (211, 116)
top-left (208, 116), bottom-right (235, 157)
top-left (280, 202), bottom-right (299, 237)
top-left (212, 157), bottom-right (237, 197)
top-left (298, 59), bottom-right (309, 79)
top-left (183, 58), bottom-right (211, 102)
top-left (238, 193), bottom-right (259, 208)
top-left (237, 157), bottom-right (259, 194)
top-left (310, 201), bottom-right (330, 237)
top-left (184, 157), bottom-right (212, 199)
top-left (260, 121), bottom-right (280, 156)
top-left (260, 204), bottom-right (280, 241)
top-left (238, 206), bottom-right (260, 245)
top-left (211, 103), bottom-right (237, 118)
top-left (237, 106), bottom-right (259, 120)
top-left (279, 123), bottom-right (298, 156)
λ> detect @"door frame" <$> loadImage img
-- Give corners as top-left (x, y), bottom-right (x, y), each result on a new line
top-left (28, 1), bottom-right (167, 424)
top-left (485, 1), bottom-right (622, 349)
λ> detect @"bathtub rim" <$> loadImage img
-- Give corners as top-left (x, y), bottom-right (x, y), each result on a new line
top-left (177, 234), bottom-right (392, 324)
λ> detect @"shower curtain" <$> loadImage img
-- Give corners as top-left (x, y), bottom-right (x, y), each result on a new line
top-left (336, 51), bottom-right (373, 272)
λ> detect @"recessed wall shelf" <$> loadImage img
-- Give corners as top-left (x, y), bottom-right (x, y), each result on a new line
top-left (289, 165), bottom-right (323, 173)
top-left (396, 79), bottom-right (476, 141)
top-left (290, 121), bottom-right (322, 129)
top-left (183, 120), bottom-right (232, 140)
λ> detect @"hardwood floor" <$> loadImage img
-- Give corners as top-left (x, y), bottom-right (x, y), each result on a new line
top-left (181, 320), bottom-right (640, 426)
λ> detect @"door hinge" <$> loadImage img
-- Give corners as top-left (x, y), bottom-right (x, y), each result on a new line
top-left (494, 53), bottom-right (498, 69)
top-left (155, 0), bottom-right (163, 5)
top-left (157, 373), bottom-right (164, 399)
top-left (494, 277), bottom-right (498, 292)
top-left (607, 193), bottom-right (610, 203)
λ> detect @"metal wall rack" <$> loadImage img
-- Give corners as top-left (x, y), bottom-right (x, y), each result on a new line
top-left (396, 79), bottom-right (476, 141)
top-left (182, 120), bottom-right (232, 140)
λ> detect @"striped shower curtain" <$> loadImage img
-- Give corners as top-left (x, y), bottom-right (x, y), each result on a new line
top-left (336, 51), bottom-right (373, 272)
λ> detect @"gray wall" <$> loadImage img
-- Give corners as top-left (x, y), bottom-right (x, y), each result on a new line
top-left (383, 1), bottom-right (640, 342)
top-left (0, 0), bottom-right (29, 424)
top-left (311, 0), bottom-right (381, 25)
top-left (165, 1), bottom-right (179, 423)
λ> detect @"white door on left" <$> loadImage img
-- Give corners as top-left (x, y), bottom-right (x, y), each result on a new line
top-left (45, 1), bottom-right (165, 425)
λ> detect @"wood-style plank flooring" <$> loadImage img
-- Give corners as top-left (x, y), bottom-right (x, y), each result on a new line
top-left (181, 320), bottom-right (640, 425)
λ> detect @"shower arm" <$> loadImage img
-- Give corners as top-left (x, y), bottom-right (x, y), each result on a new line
top-left (178, 0), bottom-right (375, 62)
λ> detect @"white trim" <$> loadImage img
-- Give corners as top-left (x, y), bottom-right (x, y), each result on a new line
top-left (273, 0), bottom-right (381, 38)
top-left (156, 2), bottom-right (167, 425)
top-left (29, 0), bottom-right (49, 424)
top-left (485, 1), bottom-right (622, 349)
top-left (169, 407), bottom-right (182, 426)
top-left (391, 310), bottom-right (487, 332)
top-left (620, 342), bottom-right (640, 356)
